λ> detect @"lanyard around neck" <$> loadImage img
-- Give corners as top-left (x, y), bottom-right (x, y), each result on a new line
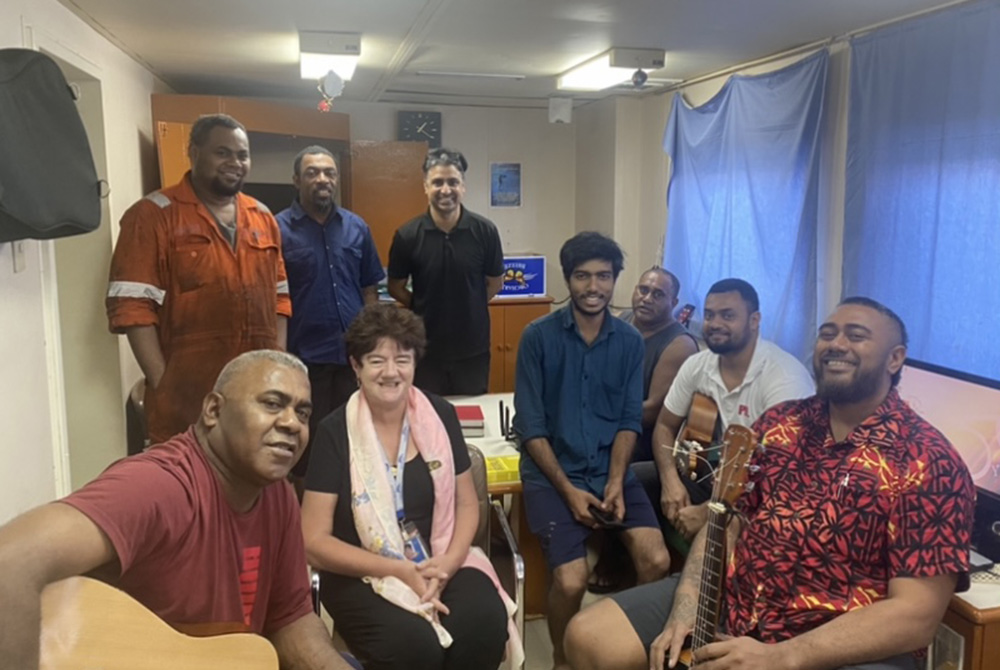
top-left (377, 416), bottom-right (411, 521)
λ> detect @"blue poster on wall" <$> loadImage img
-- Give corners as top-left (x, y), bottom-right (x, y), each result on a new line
top-left (490, 162), bottom-right (521, 207)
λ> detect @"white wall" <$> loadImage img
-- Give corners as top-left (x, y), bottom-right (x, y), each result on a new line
top-left (636, 94), bottom-right (672, 279)
top-left (574, 95), bottom-right (670, 309)
top-left (612, 96), bottom-right (648, 305)
top-left (573, 98), bottom-right (617, 239)
top-left (1, 0), bottom-right (166, 522)
top-left (0, 237), bottom-right (57, 521)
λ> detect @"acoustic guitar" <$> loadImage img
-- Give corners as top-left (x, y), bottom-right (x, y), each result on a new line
top-left (40, 577), bottom-right (278, 670)
top-left (672, 423), bottom-right (757, 668)
top-left (674, 392), bottom-right (720, 481)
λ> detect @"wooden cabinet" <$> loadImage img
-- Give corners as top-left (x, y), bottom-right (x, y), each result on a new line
top-left (941, 596), bottom-right (1000, 670)
top-left (155, 121), bottom-right (192, 191)
top-left (152, 94), bottom-right (350, 143)
top-left (488, 297), bottom-right (553, 393)
top-left (151, 94), bottom-right (350, 189)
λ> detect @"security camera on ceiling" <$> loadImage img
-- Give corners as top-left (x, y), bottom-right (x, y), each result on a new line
top-left (316, 70), bottom-right (344, 112)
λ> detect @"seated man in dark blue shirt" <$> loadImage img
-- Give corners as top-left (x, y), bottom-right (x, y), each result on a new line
top-left (514, 232), bottom-right (672, 670)
top-left (276, 145), bottom-right (385, 483)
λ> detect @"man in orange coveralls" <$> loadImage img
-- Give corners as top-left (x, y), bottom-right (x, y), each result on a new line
top-left (106, 113), bottom-right (291, 444)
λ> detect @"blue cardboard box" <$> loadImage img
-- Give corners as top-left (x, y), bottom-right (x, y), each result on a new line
top-left (498, 255), bottom-right (546, 298)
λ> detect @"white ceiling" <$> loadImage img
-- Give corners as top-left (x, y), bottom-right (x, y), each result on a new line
top-left (59, 0), bottom-right (959, 108)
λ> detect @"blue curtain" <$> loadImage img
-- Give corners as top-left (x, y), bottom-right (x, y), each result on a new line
top-left (846, 0), bottom-right (1000, 380)
top-left (663, 51), bottom-right (828, 360)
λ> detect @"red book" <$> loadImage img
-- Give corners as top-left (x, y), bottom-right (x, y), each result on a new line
top-left (454, 405), bottom-right (485, 427)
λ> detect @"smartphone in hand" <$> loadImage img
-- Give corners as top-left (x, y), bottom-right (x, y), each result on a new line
top-left (588, 504), bottom-right (625, 529)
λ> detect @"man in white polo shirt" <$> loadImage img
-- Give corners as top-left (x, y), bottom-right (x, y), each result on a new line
top-left (649, 278), bottom-right (814, 538)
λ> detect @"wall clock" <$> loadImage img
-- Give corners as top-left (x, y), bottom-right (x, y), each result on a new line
top-left (397, 111), bottom-right (442, 148)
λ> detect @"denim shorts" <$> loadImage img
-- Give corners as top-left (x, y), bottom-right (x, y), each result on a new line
top-left (522, 476), bottom-right (659, 569)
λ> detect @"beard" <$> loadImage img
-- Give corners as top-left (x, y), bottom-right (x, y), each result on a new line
top-left (705, 328), bottom-right (752, 354)
top-left (431, 195), bottom-right (459, 214)
top-left (309, 186), bottom-right (335, 212)
top-left (814, 359), bottom-right (883, 404)
top-left (210, 175), bottom-right (244, 197)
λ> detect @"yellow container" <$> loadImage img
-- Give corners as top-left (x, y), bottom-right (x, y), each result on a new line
top-left (486, 455), bottom-right (520, 485)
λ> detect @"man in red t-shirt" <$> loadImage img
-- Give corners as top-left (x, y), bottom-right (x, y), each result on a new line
top-left (0, 350), bottom-right (353, 669)
top-left (564, 297), bottom-right (975, 670)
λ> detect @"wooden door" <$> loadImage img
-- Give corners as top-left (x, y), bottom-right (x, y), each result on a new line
top-left (488, 305), bottom-right (505, 393)
top-left (349, 140), bottom-right (428, 265)
top-left (156, 121), bottom-right (191, 188)
top-left (502, 302), bottom-right (551, 392)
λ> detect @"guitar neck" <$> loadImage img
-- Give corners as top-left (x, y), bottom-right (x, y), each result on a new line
top-left (691, 502), bottom-right (729, 651)
top-left (678, 423), bottom-right (756, 659)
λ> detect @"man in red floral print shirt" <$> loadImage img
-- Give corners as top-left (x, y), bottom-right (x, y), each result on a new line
top-left (564, 297), bottom-right (975, 670)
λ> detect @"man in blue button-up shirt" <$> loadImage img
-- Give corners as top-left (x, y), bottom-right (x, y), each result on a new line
top-left (276, 146), bottom-right (385, 482)
top-left (514, 232), bottom-right (671, 670)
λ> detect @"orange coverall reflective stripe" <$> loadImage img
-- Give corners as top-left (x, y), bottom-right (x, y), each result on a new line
top-left (107, 174), bottom-right (292, 443)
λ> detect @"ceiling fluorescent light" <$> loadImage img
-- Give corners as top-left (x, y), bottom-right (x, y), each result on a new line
top-left (558, 53), bottom-right (628, 91)
top-left (301, 54), bottom-right (358, 80)
top-left (299, 31), bottom-right (360, 81)
top-left (558, 48), bottom-right (665, 91)
top-left (416, 70), bottom-right (526, 80)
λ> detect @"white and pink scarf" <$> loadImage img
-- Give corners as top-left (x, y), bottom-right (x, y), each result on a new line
top-left (346, 388), bottom-right (523, 666)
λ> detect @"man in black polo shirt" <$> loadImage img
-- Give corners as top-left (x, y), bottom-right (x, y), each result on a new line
top-left (387, 148), bottom-right (505, 395)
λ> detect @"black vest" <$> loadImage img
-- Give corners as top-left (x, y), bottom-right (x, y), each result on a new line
top-left (635, 320), bottom-right (696, 461)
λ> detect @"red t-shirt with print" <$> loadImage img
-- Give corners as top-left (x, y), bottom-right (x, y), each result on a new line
top-left (62, 428), bottom-right (312, 637)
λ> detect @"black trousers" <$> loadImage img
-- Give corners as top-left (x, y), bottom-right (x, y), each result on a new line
top-left (324, 567), bottom-right (509, 670)
top-left (414, 351), bottom-right (490, 396)
top-left (293, 362), bottom-right (357, 477)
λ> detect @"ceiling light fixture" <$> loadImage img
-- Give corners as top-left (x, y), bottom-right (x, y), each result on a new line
top-left (415, 71), bottom-right (527, 80)
top-left (299, 31), bottom-right (361, 81)
top-left (557, 48), bottom-right (666, 91)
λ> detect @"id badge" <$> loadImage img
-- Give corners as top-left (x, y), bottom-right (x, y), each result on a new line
top-left (400, 519), bottom-right (429, 563)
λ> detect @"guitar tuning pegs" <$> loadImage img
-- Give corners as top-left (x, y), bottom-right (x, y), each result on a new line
top-left (745, 481), bottom-right (755, 493)
top-left (748, 465), bottom-right (761, 474)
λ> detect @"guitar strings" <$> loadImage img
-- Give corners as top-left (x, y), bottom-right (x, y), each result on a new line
top-left (687, 452), bottom-right (722, 486)
top-left (693, 507), bottom-right (728, 649)
top-left (689, 431), bottom-right (756, 654)
top-left (692, 450), bottom-right (744, 651)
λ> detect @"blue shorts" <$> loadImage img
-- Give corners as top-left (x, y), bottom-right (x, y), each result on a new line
top-left (522, 476), bottom-right (659, 570)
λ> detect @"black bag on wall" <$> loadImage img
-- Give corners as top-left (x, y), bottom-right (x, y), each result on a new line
top-left (0, 48), bottom-right (101, 243)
